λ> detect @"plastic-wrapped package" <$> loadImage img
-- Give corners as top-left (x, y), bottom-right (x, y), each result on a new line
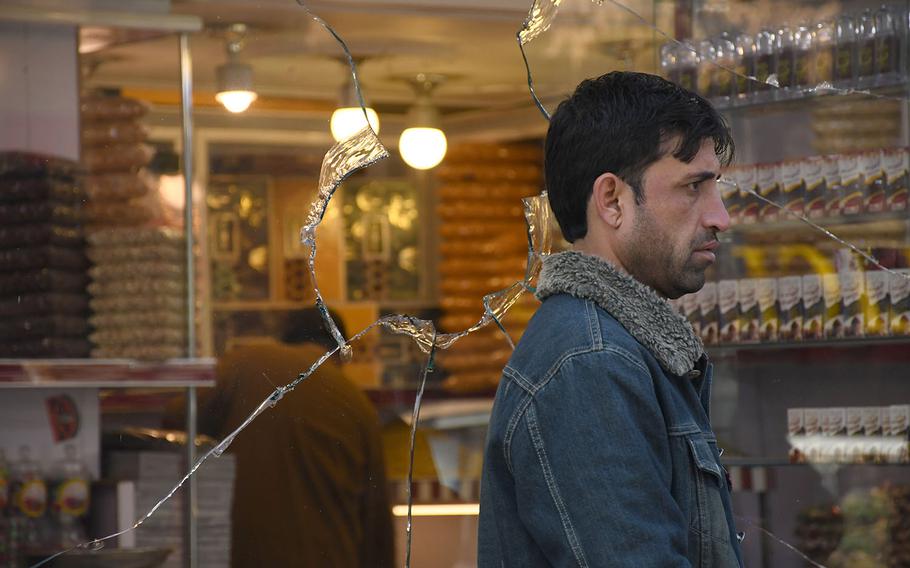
top-left (80, 95), bottom-right (149, 121)
top-left (0, 179), bottom-right (86, 204)
top-left (85, 200), bottom-right (154, 227)
top-left (87, 243), bottom-right (184, 264)
top-left (0, 316), bottom-right (90, 340)
top-left (82, 120), bottom-right (150, 147)
top-left (82, 143), bottom-right (154, 174)
top-left (0, 151), bottom-right (80, 179)
top-left (0, 337), bottom-right (91, 358)
top-left (0, 246), bottom-right (88, 271)
top-left (87, 277), bottom-right (185, 298)
top-left (89, 294), bottom-right (184, 313)
top-left (0, 269), bottom-right (88, 295)
top-left (0, 201), bottom-right (83, 225)
top-left (0, 224), bottom-right (83, 248)
top-left (0, 293), bottom-right (89, 317)
top-left (84, 171), bottom-right (153, 202)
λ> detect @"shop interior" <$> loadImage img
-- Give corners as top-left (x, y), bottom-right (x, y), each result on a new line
top-left (1, 0), bottom-right (910, 566)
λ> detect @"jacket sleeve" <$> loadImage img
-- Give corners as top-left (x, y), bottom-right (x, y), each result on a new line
top-left (507, 348), bottom-right (691, 567)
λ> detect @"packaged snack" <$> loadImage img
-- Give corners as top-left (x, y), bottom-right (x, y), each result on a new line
top-left (757, 163), bottom-right (782, 221)
top-left (697, 282), bottom-right (719, 345)
top-left (838, 153), bottom-right (865, 215)
top-left (802, 274), bottom-right (824, 340)
top-left (738, 278), bottom-right (760, 342)
top-left (846, 407), bottom-right (863, 436)
top-left (892, 405), bottom-right (910, 439)
top-left (862, 406), bottom-right (883, 436)
top-left (788, 408), bottom-right (805, 436)
top-left (680, 294), bottom-right (700, 338)
top-left (883, 408), bottom-right (892, 436)
top-left (823, 155), bottom-right (844, 217)
top-left (890, 269), bottom-right (910, 335)
top-left (803, 156), bottom-right (827, 218)
top-left (822, 273), bottom-right (845, 338)
top-left (804, 408), bottom-right (822, 435)
top-left (780, 159), bottom-right (805, 215)
top-left (756, 277), bottom-right (779, 342)
top-left (839, 271), bottom-right (866, 337)
top-left (717, 280), bottom-right (739, 343)
top-left (720, 172), bottom-right (741, 223)
top-left (738, 166), bottom-right (760, 224)
top-left (861, 149), bottom-right (887, 213)
top-left (824, 408), bottom-right (847, 436)
top-left (882, 147), bottom-right (909, 212)
top-left (864, 271), bottom-right (890, 336)
top-left (778, 275), bottom-right (804, 341)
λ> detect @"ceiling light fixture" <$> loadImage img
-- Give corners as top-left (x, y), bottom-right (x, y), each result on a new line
top-left (215, 23), bottom-right (257, 114)
top-left (330, 60), bottom-right (380, 142)
top-left (398, 73), bottom-right (447, 170)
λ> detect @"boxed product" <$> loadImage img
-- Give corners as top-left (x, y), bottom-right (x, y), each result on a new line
top-left (802, 274), bottom-right (824, 340)
top-left (846, 407), bottom-right (864, 436)
top-left (757, 163), bottom-right (782, 221)
top-left (882, 147), bottom-right (909, 212)
top-left (890, 268), bottom-right (910, 335)
top-left (721, 172), bottom-right (741, 223)
top-left (803, 156), bottom-right (827, 218)
top-left (862, 406), bottom-right (883, 436)
top-left (822, 273), bottom-right (844, 338)
top-left (864, 271), bottom-right (890, 336)
top-left (804, 408), bottom-right (822, 435)
top-left (778, 275), bottom-right (803, 341)
top-left (823, 408), bottom-right (847, 436)
top-left (738, 278), bottom-right (760, 342)
top-left (697, 282), bottom-right (719, 345)
top-left (780, 159), bottom-right (805, 215)
top-left (681, 293), bottom-right (701, 337)
top-left (756, 277), bottom-right (779, 342)
top-left (861, 149), bottom-right (887, 213)
top-left (717, 279), bottom-right (739, 343)
top-left (839, 271), bottom-right (865, 338)
top-left (838, 153), bottom-right (865, 215)
top-left (788, 408), bottom-right (805, 436)
top-left (823, 155), bottom-right (844, 217)
top-left (738, 166), bottom-right (760, 224)
top-left (892, 405), bottom-right (910, 439)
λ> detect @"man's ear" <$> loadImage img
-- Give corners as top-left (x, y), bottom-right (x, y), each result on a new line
top-left (591, 172), bottom-right (625, 229)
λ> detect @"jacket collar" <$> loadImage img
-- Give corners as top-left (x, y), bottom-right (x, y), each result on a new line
top-left (535, 250), bottom-right (704, 376)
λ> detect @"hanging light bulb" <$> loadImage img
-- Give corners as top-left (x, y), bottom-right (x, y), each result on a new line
top-left (216, 24), bottom-right (257, 114)
top-left (330, 62), bottom-right (380, 142)
top-left (398, 74), bottom-right (447, 170)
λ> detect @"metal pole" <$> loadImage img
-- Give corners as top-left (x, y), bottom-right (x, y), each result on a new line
top-left (179, 31), bottom-right (198, 568)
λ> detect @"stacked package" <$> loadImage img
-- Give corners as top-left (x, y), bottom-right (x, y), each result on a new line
top-left (87, 228), bottom-right (187, 360)
top-left (107, 451), bottom-right (235, 568)
top-left (80, 93), bottom-right (188, 360)
top-left (0, 152), bottom-right (92, 357)
top-left (434, 143), bottom-right (543, 393)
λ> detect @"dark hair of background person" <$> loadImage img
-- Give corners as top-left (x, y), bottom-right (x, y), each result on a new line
top-left (544, 70), bottom-right (735, 243)
top-left (281, 307), bottom-right (348, 352)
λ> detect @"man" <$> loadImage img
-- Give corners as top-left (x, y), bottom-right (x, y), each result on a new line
top-left (478, 71), bottom-right (743, 567)
top-left (197, 308), bottom-right (394, 567)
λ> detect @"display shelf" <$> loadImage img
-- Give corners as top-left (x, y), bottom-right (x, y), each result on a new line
top-left (724, 457), bottom-right (909, 467)
top-left (0, 358), bottom-right (215, 388)
top-left (707, 335), bottom-right (910, 355)
top-left (710, 76), bottom-right (909, 113)
top-left (728, 210), bottom-right (909, 240)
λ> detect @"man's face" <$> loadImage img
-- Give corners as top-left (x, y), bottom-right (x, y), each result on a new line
top-left (618, 138), bottom-right (730, 299)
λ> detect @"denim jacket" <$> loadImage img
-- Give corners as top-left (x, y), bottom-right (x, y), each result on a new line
top-left (478, 251), bottom-right (743, 567)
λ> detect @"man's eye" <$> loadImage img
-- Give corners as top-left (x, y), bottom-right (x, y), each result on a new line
top-left (687, 181), bottom-right (700, 192)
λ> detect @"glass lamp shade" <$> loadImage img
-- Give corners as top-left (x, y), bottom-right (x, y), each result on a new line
top-left (215, 90), bottom-right (258, 113)
top-left (329, 106), bottom-right (380, 142)
top-left (398, 127), bottom-right (447, 170)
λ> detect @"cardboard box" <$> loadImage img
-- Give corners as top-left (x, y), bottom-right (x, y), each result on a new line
top-left (681, 293), bottom-right (701, 337)
top-left (721, 172), bottom-right (742, 223)
top-left (778, 275), bottom-right (804, 341)
top-left (788, 408), bottom-right (805, 436)
top-left (757, 277), bottom-right (779, 342)
top-left (823, 155), bottom-right (844, 217)
top-left (738, 278), bottom-right (760, 342)
top-left (738, 166), bottom-right (760, 224)
top-left (846, 407), bottom-right (863, 436)
top-left (882, 147), bottom-right (909, 212)
top-left (838, 153), bottom-right (865, 215)
top-left (861, 406), bottom-right (883, 436)
top-left (891, 405), bottom-right (910, 439)
top-left (780, 159), bottom-right (805, 215)
top-left (697, 282), bottom-right (719, 345)
top-left (840, 271), bottom-right (866, 338)
top-left (823, 273), bottom-right (844, 338)
top-left (757, 163), bottom-right (782, 221)
top-left (861, 149), bottom-right (887, 213)
top-left (718, 280), bottom-right (739, 343)
top-left (824, 407), bottom-right (847, 436)
top-left (802, 274), bottom-right (824, 340)
top-left (804, 408), bottom-right (822, 435)
top-left (803, 156), bottom-right (828, 218)
top-left (890, 268), bottom-right (910, 335)
top-left (864, 271), bottom-right (890, 336)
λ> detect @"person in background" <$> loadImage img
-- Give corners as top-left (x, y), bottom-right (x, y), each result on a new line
top-left (194, 307), bottom-right (394, 567)
top-left (478, 71), bottom-right (743, 567)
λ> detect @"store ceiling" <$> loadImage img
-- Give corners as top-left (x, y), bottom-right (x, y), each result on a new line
top-left (81, 0), bottom-right (666, 138)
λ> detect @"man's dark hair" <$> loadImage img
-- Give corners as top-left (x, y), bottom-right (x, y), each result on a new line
top-left (281, 307), bottom-right (348, 353)
top-left (544, 71), bottom-right (734, 243)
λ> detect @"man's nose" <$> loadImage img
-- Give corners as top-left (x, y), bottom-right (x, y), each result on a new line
top-left (704, 186), bottom-right (731, 233)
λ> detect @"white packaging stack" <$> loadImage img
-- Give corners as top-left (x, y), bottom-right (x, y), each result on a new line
top-left (106, 451), bottom-right (235, 568)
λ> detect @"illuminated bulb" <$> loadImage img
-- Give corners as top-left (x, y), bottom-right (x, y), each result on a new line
top-left (330, 106), bottom-right (380, 142)
top-left (398, 127), bottom-right (447, 170)
top-left (215, 90), bottom-right (257, 113)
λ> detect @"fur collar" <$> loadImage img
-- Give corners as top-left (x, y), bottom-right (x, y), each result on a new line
top-left (535, 250), bottom-right (703, 376)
